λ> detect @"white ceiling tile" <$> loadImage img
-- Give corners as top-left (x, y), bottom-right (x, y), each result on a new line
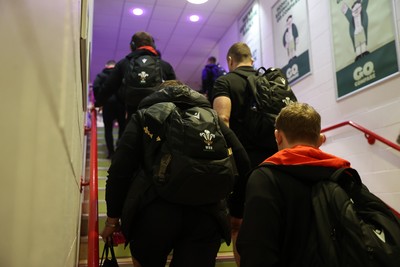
top-left (152, 6), bottom-right (184, 21)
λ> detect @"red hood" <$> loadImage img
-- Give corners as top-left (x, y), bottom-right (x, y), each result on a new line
top-left (138, 46), bottom-right (158, 55)
top-left (264, 145), bottom-right (350, 169)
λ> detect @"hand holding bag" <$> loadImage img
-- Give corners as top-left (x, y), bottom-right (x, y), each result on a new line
top-left (100, 241), bottom-right (119, 267)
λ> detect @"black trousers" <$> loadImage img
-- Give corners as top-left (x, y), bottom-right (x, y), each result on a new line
top-left (102, 99), bottom-right (126, 155)
top-left (129, 199), bottom-right (222, 267)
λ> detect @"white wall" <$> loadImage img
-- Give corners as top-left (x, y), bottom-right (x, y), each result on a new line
top-left (0, 1), bottom-right (91, 266)
top-left (217, 0), bottom-right (400, 212)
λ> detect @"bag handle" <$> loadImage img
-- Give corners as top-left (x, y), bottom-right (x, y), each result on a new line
top-left (233, 67), bottom-right (272, 101)
top-left (328, 167), bottom-right (363, 197)
top-left (329, 167), bottom-right (361, 184)
top-left (100, 241), bottom-right (117, 265)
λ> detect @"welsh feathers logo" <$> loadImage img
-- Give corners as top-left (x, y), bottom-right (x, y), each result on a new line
top-left (200, 129), bottom-right (215, 150)
top-left (138, 71), bottom-right (149, 84)
top-left (282, 97), bottom-right (294, 106)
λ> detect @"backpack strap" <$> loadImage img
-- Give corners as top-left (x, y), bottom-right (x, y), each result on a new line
top-left (327, 168), bottom-right (363, 196)
top-left (233, 67), bottom-right (271, 104)
top-left (329, 168), bottom-right (362, 184)
top-left (233, 67), bottom-right (267, 79)
top-left (233, 68), bottom-right (258, 99)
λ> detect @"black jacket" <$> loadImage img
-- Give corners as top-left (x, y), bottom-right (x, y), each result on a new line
top-left (237, 145), bottom-right (351, 267)
top-left (238, 165), bottom-right (335, 267)
top-left (93, 67), bottom-right (122, 107)
top-left (105, 85), bottom-right (251, 242)
top-left (94, 49), bottom-right (176, 108)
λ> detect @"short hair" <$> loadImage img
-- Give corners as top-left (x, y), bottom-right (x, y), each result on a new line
top-left (208, 56), bottom-right (216, 64)
top-left (131, 31), bottom-right (155, 49)
top-left (226, 42), bottom-right (252, 63)
top-left (275, 102), bottom-right (321, 145)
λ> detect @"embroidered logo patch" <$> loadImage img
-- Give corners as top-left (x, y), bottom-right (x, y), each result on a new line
top-left (138, 71), bottom-right (149, 84)
top-left (200, 129), bottom-right (215, 150)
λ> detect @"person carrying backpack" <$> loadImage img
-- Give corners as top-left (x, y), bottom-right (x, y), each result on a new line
top-left (100, 81), bottom-right (251, 267)
top-left (92, 60), bottom-right (126, 159)
top-left (94, 31), bottom-right (176, 122)
top-left (213, 42), bottom-right (296, 168)
top-left (237, 102), bottom-right (400, 267)
top-left (201, 56), bottom-right (226, 103)
top-left (213, 42), bottom-right (296, 265)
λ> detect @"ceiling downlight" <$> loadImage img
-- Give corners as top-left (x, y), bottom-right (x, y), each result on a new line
top-left (187, 0), bottom-right (208, 4)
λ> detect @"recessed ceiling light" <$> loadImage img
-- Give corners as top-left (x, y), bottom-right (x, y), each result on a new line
top-left (189, 15), bottom-right (200, 22)
top-left (187, 0), bottom-right (208, 4)
top-left (132, 8), bottom-right (143, 16)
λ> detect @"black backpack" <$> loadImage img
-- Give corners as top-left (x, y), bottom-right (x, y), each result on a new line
top-left (141, 102), bottom-right (237, 205)
top-left (234, 67), bottom-right (297, 148)
top-left (215, 64), bottom-right (227, 79)
top-left (122, 54), bottom-right (163, 110)
top-left (204, 64), bottom-right (226, 83)
top-left (309, 167), bottom-right (400, 267)
top-left (202, 64), bottom-right (226, 100)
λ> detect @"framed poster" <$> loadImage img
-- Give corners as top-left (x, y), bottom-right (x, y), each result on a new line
top-left (238, 1), bottom-right (262, 69)
top-left (272, 0), bottom-right (312, 84)
top-left (330, 0), bottom-right (399, 99)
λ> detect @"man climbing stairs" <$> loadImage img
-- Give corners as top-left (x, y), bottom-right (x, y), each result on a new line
top-left (79, 122), bottom-right (237, 266)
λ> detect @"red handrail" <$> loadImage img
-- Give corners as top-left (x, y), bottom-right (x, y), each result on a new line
top-left (321, 121), bottom-right (400, 151)
top-left (87, 108), bottom-right (99, 267)
top-left (321, 120), bottom-right (400, 218)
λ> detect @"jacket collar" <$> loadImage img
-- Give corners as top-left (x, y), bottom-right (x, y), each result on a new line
top-left (138, 86), bottom-right (211, 110)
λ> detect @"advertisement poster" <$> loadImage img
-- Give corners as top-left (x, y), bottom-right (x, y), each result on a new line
top-left (238, 1), bottom-right (262, 69)
top-left (330, 0), bottom-right (399, 99)
top-left (272, 0), bottom-right (311, 84)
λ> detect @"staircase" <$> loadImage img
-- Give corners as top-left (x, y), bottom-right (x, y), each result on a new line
top-left (79, 120), bottom-right (237, 266)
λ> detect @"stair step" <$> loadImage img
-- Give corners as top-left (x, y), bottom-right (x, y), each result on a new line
top-left (79, 236), bottom-right (235, 267)
top-left (98, 160), bottom-right (111, 168)
top-left (79, 255), bottom-right (236, 267)
top-left (98, 169), bottom-right (108, 177)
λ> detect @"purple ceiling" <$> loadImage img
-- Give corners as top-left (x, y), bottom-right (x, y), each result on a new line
top-left (90, 0), bottom-right (251, 90)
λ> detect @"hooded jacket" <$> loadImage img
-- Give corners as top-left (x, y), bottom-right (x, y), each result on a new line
top-left (237, 145), bottom-right (350, 267)
top-left (105, 85), bottom-right (251, 242)
top-left (93, 67), bottom-right (123, 108)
